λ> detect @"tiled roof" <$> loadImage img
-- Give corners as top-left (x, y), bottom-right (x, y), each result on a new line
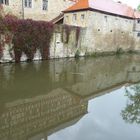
top-left (64, 0), bottom-right (140, 19)
top-left (69, 0), bottom-right (79, 2)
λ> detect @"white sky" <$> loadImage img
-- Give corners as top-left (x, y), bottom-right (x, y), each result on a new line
top-left (114, 0), bottom-right (140, 8)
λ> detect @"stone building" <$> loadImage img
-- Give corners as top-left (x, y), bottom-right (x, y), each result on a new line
top-left (63, 0), bottom-right (140, 27)
top-left (60, 0), bottom-right (140, 55)
top-left (0, 0), bottom-right (77, 21)
top-left (1, 0), bottom-right (140, 61)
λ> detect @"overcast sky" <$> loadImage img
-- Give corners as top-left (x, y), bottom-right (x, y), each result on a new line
top-left (114, 0), bottom-right (140, 8)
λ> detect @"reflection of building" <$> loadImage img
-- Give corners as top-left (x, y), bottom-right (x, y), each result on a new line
top-left (1, 55), bottom-right (140, 140)
top-left (0, 88), bottom-right (87, 140)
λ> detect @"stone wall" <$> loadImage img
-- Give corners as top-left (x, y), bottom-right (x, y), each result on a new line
top-left (64, 10), bottom-right (90, 27)
top-left (0, 25), bottom-right (80, 63)
top-left (2, 0), bottom-right (75, 21)
top-left (23, 0), bottom-right (74, 21)
top-left (64, 10), bottom-right (137, 54)
top-left (2, 0), bottom-right (22, 18)
top-left (133, 20), bottom-right (140, 51)
top-left (1, 20), bottom-right (140, 63)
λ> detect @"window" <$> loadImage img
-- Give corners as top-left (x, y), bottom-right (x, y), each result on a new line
top-left (24, 0), bottom-right (32, 8)
top-left (66, 16), bottom-right (69, 22)
top-left (81, 14), bottom-right (85, 20)
top-left (0, 0), bottom-right (9, 5)
top-left (104, 16), bottom-right (107, 22)
top-left (137, 19), bottom-right (140, 23)
top-left (42, 0), bottom-right (48, 10)
top-left (137, 32), bottom-right (140, 37)
top-left (72, 14), bottom-right (77, 22)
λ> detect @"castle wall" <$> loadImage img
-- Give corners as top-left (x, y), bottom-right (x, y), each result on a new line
top-left (1, 11), bottom-right (140, 63)
top-left (64, 10), bottom-right (136, 54)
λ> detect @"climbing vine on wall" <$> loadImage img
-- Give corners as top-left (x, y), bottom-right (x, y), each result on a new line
top-left (12, 19), bottom-right (54, 62)
top-left (0, 5), bottom-right (54, 62)
top-left (76, 27), bottom-right (80, 46)
top-left (63, 24), bottom-right (81, 45)
top-left (63, 24), bottom-right (71, 43)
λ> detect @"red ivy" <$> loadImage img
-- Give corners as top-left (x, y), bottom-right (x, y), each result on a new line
top-left (0, 5), bottom-right (80, 62)
top-left (0, 15), bottom-right (54, 62)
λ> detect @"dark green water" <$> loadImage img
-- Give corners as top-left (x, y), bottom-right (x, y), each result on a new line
top-left (0, 54), bottom-right (140, 140)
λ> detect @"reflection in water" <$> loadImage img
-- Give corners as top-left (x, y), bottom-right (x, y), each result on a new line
top-left (122, 84), bottom-right (140, 124)
top-left (0, 54), bottom-right (140, 140)
top-left (0, 89), bottom-right (87, 140)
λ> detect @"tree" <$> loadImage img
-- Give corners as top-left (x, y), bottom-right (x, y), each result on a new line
top-left (137, 4), bottom-right (140, 11)
top-left (121, 84), bottom-right (140, 124)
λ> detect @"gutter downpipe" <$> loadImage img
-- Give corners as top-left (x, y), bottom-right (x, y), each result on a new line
top-left (22, 0), bottom-right (24, 19)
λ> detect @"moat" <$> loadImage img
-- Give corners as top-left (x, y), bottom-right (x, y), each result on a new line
top-left (0, 54), bottom-right (140, 140)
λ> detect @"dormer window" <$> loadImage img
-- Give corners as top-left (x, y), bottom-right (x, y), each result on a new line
top-left (24, 0), bottom-right (32, 8)
top-left (42, 0), bottom-right (48, 10)
top-left (0, 0), bottom-right (9, 5)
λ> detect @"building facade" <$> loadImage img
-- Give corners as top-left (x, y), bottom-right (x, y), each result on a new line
top-left (62, 0), bottom-right (140, 53)
top-left (0, 0), bottom-right (77, 21)
top-left (63, 0), bottom-right (140, 27)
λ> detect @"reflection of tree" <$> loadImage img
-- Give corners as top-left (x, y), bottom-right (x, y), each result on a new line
top-left (121, 84), bottom-right (140, 124)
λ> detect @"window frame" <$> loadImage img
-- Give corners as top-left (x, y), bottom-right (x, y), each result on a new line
top-left (42, 0), bottom-right (48, 11)
top-left (81, 14), bottom-right (85, 21)
top-left (137, 19), bottom-right (140, 24)
top-left (72, 14), bottom-right (77, 22)
top-left (24, 0), bottom-right (32, 8)
top-left (137, 32), bottom-right (140, 37)
top-left (0, 0), bottom-right (9, 5)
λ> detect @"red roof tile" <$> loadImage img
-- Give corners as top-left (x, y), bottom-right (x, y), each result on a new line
top-left (64, 0), bottom-right (89, 11)
top-left (64, 0), bottom-right (140, 19)
top-left (69, 0), bottom-right (79, 2)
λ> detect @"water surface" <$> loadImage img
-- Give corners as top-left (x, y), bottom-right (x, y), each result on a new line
top-left (0, 54), bottom-right (140, 140)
